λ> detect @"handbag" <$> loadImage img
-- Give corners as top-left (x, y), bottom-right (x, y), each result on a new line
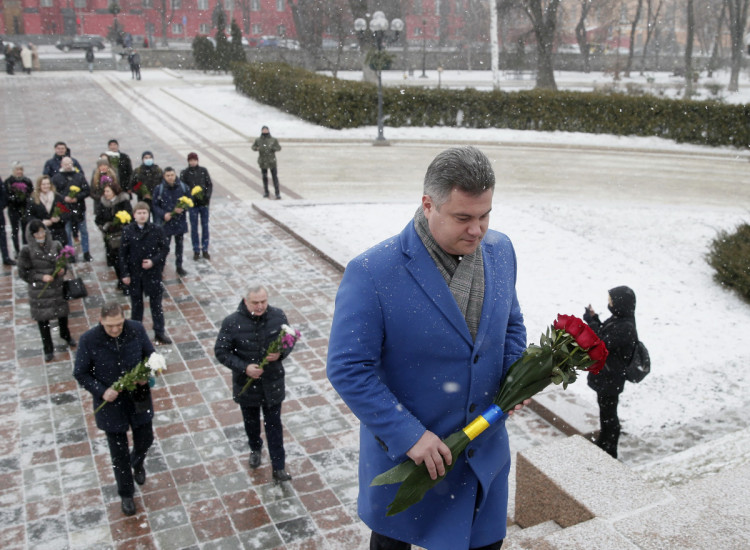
top-left (624, 340), bottom-right (650, 383)
top-left (106, 232), bottom-right (122, 249)
top-left (63, 277), bottom-right (88, 300)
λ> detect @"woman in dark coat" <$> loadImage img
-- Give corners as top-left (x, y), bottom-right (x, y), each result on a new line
top-left (26, 174), bottom-right (69, 247)
top-left (94, 180), bottom-right (132, 294)
top-left (4, 161), bottom-right (33, 257)
top-left (584, 285), bottom-right (638, 459)
top-left (17, 220), bottom-right (76, 362)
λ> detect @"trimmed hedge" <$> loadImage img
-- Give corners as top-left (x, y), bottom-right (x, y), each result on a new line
top-left (707, 223), bottom-right (750, 303)
top-left (233, 62), bottom-right (750, 148)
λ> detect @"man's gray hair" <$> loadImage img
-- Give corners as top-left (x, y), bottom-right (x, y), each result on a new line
top-left (246, 284), bottom-right (268, 297)
top-left (423, 146), bottom-right (495, 207)
top-left (100, 301), bottom-right (124, 319)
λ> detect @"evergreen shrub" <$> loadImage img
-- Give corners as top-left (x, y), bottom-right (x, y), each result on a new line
top-left (707, 223), bottom-right (750, 303)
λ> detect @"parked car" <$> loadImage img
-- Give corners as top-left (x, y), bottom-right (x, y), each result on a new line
top-left (258, 36), bottom-right (278, 48)
top-left (278, 39), bottom-right (301, 50)
top-left (206, 34), bottom-right (249, 47)
top-left (56, 35), bottom-right (106, 52)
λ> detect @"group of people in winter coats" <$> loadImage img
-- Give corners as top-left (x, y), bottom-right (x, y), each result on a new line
top-left (5, 140), bottom-right (215, 360)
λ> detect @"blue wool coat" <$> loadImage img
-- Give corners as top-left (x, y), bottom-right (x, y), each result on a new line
top-left (152, 180), bottom-right (189, 236)
top-left (73, 320), bottom-right (156, 433)
top-left (327, 221), bottom-right (526, 550)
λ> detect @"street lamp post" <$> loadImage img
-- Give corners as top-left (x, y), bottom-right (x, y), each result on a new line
top-left (354, 11), bottom-right (404, 145)
top-left (420, 18), bottom-right (427, 78)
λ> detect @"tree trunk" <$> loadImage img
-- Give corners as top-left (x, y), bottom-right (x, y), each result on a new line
top-left (726, 0), bottom-right (749, 92)
top-left (685, 0), bottom-right (694, 98)
top-left (707, 0), bottom-right (726, 77)
top-left (525, 0), bottom-right (560, 90)
top-left (575, 0), bottom-right (592, 73)
top-left (625, 0), bottom-right (643, 77)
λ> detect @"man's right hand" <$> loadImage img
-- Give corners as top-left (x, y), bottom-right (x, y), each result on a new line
top-left (121, 277), bottom-right (131, 285)
top-left (103, 388), bottom-right (119, 402)
top-left (406, 431), bottom-right (452, 481)
top-left (245, 364), bottom-right (263, 379)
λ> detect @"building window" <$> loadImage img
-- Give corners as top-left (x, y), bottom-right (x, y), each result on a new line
top-left (225, 0), bottom-right (233, 11)
top-left (142, 0), bottom-right (153, 8)
top-left (251, 0), bottom-right (260, 10)
top-left (455, 0), bottom-right (463, 13)
top-left (415, 27), bottom-right (423, 36)
top-left (435, 0), bottom-right (441, 16)
top-left (172, 23), bottom-right (183, 33)
top-left (413, 0), bottom-right (422, 16)
top-left (171, 0), bottom-right (181, 8)
top-left (197, 0), bottom-right (208, 8)
top-left (277, 24), bottom-right (286, 36)
top-left (40, 0), bottom-right (53, 6)
top-left (74, 0), bottom-right (86, 7)
top-left (199, 23), bottom-right (210, 33)
top-left (276, 0), bottom-right (284, 11)
top-left (251, 23), bottom-right (261, 34)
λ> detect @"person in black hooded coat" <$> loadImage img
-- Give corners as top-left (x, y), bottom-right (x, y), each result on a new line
top-left (584, 285), bottom-right (638, 459)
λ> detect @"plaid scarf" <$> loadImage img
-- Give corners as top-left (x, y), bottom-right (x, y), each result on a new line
top-left (414, 207), bottom-right (484, 341)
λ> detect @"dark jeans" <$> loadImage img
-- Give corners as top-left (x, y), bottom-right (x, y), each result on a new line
top-left (370, 532), bottom-right (503, 550)
top-left (261, 167), bottom-right (280, 197)
top-left (167, 233), bottom-right (184, 268)
top-left (8, 208), bottom-right (27, 255)
top-left (129, 275), bottom-right (164, 334)
top-left (189, 206), bottom-right (209, 252)
top-left (0, 210), bottom-right (11, 261)
top-left (241, 402), bottom-right (285, 471)
top-left (596, 392), bottom-right (621, 459)
top-left (38, 317), bottom-right (71, 355)
top-left (106, 421), bottom-right (154, 498)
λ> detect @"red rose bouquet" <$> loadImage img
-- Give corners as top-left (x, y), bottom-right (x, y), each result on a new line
top-left (52, 201), bottom-right (70, 219)
top-left (131, 180), bottom-right (150, 200)
top-left (371, 314), bottom-right (608, 516)
top-left (37, 245), bottom-right (76, 298)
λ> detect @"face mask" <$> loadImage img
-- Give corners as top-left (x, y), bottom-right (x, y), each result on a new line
top-left (35, 238), bottom-right (45, 244)
top-left (144, 159), bottom-right (153, 167)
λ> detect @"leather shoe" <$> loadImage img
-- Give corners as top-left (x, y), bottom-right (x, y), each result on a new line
top-left (154, 333), bottom-right (172, 345)
top-left (202, 251), bottom-right (210, 260)
top-left (272, 469), bottom-right (292, 482)
top-left (193, 252), bottom-right (200, 261)
top-left (64, 337), bottom-right (76, 348)
top-left (83, 252), bottom-right (92, 262)
top-left (133, 464), bottom-right (146, 485)
top-left (121, 497), bottom-right (136, 516)
top-left (44, 353), bottom-right (54, 362)
top-left (249, 450), bottom-right (261, 469)
top-left (176, 267), bottom-right (188, 277)
top-left (3, 258), bottom-right (16, 266)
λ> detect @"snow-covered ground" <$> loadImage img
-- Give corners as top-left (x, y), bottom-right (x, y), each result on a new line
top-left (161, 68), bottom-right (750, 443)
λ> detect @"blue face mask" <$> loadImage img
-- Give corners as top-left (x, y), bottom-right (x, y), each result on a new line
top-left (144, 158), bottom-right (154, 167)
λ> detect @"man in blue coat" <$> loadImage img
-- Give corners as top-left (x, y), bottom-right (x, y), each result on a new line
top-left (327, 147), bottom-right (527, 550)
top-left (151, 167), bottom-right (189, 277)
top-left (120, 202), bottom-right (171, 344)
top-left (74, 301), bottom-right (156, 517)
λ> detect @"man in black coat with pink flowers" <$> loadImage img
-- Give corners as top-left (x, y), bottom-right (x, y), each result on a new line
top-left (214, 284), bottom-right (294, 482)
top-left (74, 301), bottom-right (155, 517)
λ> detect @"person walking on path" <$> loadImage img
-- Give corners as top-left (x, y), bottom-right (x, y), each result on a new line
top-left (151, 167), bottom-right (189, 277)
top-left (85, 46), bottom-right (95, 72)
top-left (214, 284), bottom-right (297, 482)
top-left (43, 141), bottom-right (83, 178)
top-left (4, 161), bottom-right (33, 258)
top-left (20, 44), bottom-right (32, 74)
top-left (327, 146), bottom-right (528, 550)
top-left (105, 139), bottom-right (133, 193)
top-left (128, 50), bottom-right (141, 80)
top-left (584, 285), bottom-right (639, 459)
top-left (52, 157), bottom-right (93, 262)
top-left (179, 152), bottom-right (213, 261)
top-left (74, 301), bottom-right (156, 517)
top-left (130, 151), bottom-right (163, 210)
top-left (119, 202), bottom-right (172, 345)
top-left (95, 180), bottom-right (132, 295)
top-left (251, 126), bottom-right (282, 199)
top-left (0, 172), bottom-right (17, 266)
top-left (18, 220), bottom-right (76, 362)
top-left (26, 174), bottom-right (69, 248)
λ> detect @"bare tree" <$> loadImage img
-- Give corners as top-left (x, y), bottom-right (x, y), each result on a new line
top-left (155, 0), bottom-right (177, 46)
top-left (237, 0), bottom-right (251, 35)
top-left (705, 0), bottom-right (727, 76)
top-left (639, 0), bottom-right (664, 74)
top-left (625, 0), bottom-right (643, 76)
top-left (726, 0), bottom-right (748, 91)
top-left (685, 0), bottom-right (695, 97)
top-left (520, 0), bottom-right (561, 89)
top-left (287, 0), bottom-right (326, 52)
top-left (575, 0), bottom-right (595, 72)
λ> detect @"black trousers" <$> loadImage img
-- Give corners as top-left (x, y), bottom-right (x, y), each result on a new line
top-left (370, 531), bottom-right (503, 550)
top-left (129, 275), bottom-right (164, 334)
top-left (241, 402), bottom-right (285, 471)
top-left (38, 317), bottom-right (71, 355)
top-left (106, 421), bottom-right (154, 498)
top-left (166, 233), bottom-right (184, 268)
top-left (596, 392), bottom-right (621, 459)
top-left (7, 208), bottom-right (27, 255)
top-left (0, 210), bottom-right (11, 261)
top-left (261, 167), bottom-right (280, 197)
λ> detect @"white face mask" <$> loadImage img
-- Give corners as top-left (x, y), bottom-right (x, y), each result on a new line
top-left (144, 158), bottom-right (154, 167)
top-left (35, 238), bottom-right (45, 244)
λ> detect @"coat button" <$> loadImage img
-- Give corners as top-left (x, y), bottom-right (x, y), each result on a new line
top-left (473, 355), bottom-right (479, 364)
top-left (469, 404), bottom-right (477, 413)
top-left (468, 449), bottom-right (475, 458)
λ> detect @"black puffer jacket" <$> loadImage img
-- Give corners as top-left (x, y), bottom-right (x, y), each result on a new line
top-left (214, 300), bottom-right (290, 407)
top-left (585, 286), bottom-right (638, 396)
top-left (17, 227), bottom-right (69, 322)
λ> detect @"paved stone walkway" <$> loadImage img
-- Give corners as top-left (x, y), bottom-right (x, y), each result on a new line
top-left (0, 73), bottom-right (567, 549)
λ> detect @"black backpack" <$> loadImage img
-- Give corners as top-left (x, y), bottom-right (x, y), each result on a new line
top-left (625, 341), bottom-right (650, 383)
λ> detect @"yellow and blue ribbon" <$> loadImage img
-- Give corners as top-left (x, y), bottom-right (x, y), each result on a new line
top-left (462, 404), bottom-right (504, 441)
